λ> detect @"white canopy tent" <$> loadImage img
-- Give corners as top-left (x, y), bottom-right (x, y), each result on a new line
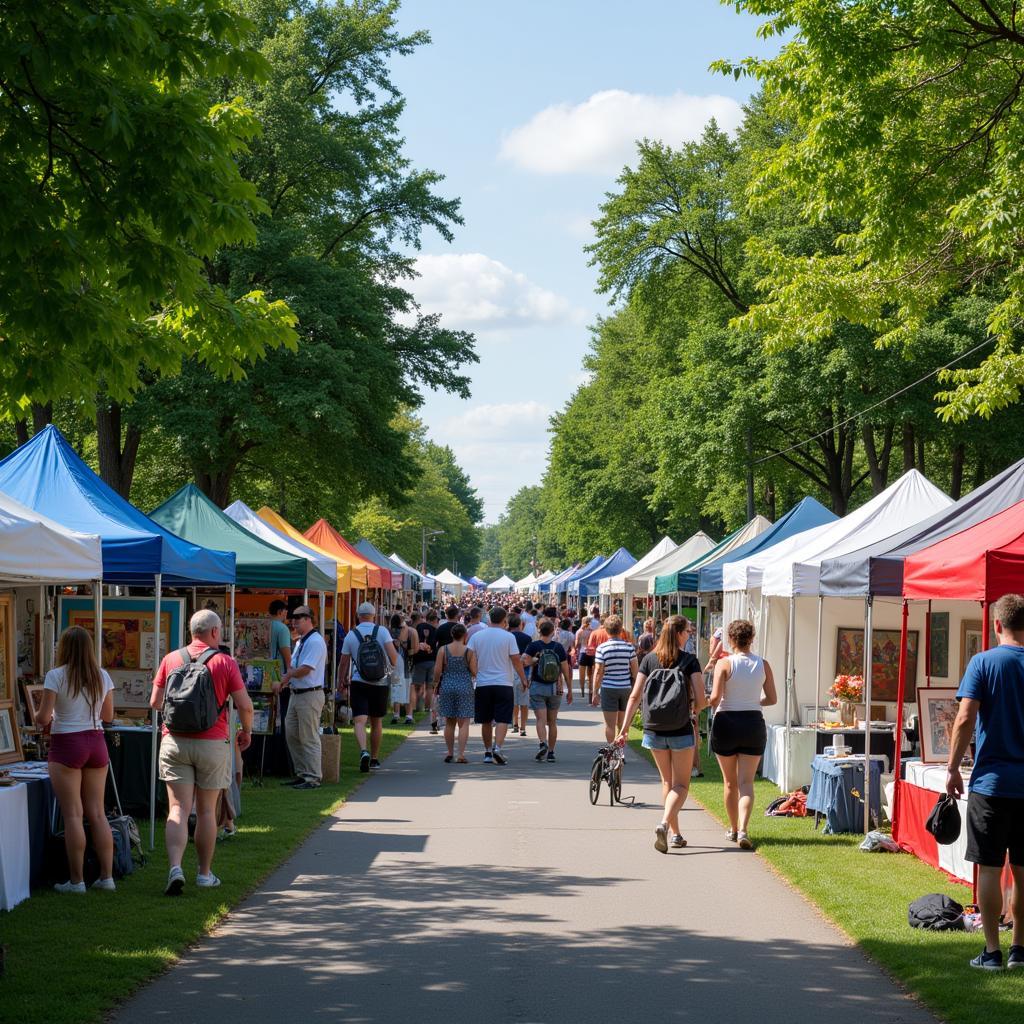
top-left (0, 492), bottom-right (104, 584)
top-left (389, 551), bottom-right (436, 591)
top-left (514, 571), bottom-right (538, 591)
top-left (534, 569), bottom-right (557, 586)
top-left (600, 535), bottom-right (679, 597)
top-left (434, 568), bottom-right (471, 595)
top-left (486, 574), bottom-right (516, 591)
top-left (224, 500), bottom-right (338, 584)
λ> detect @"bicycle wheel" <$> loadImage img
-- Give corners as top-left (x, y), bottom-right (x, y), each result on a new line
top-left (610, 764), bottom-right (622, 805)
top-left (589, 756), bottom-right (603, 805)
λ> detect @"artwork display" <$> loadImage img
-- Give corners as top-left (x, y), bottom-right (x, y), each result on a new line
top-left (240, 658), bottom-right (282, 693)
top-left (234, 616), bottom-right (272, 660)
top-left (0, 704), bottom-right (23, 764)
top-left (928, 611), bottom-right (950, 679)
top-left (20, 683), bottom-right (44, 728)
top-left (0, 595), bottom-right (12, 702)
top-left (918, 688), bottom-right (961, 764)
top-left (835, 626), bottom-right (919, 701)
top-left (250, 695), bottom-right (276, 735)
top-left (194, 591), bottom-right (228, 620)
top-left (59, 597), bottom-right (184, 709)
top-left (960, 619), bottom-right (984, 679)
top-left (17, 599), bottom-right (39, 680)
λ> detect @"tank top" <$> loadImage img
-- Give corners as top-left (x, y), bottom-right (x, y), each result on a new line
top-left (718, 652), bottom-right (765, 713)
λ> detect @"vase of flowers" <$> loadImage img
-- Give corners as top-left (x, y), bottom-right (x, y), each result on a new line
top-left (830, 674), bottom-right (864, 726)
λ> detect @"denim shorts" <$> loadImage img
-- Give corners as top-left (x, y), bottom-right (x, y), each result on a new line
top-left (529, 689), bottom-right (562, 712)
top-left (641, 731), bottom-right (695, 751)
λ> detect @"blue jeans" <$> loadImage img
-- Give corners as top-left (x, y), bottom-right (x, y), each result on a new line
top-left (642, 731), bottom-right (695, 751)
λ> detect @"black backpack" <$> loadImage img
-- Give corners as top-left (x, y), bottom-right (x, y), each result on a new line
top-left (356, 625), bottom-right (388, 682)
top-left (642, 658), bottom-right (692, 733)
top-left (162, 647), bottom-right (227, 733)
top-left (537, 644), bottom-right (561, 683)
top-left (908, 893), bottom-right (964, 931)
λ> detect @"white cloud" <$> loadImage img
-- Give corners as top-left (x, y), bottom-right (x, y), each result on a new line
top-left (439, 401), bottom-right (552, 441)
top-left (411, 253), bottom-right (586, 330)
top-left (499, 89), bottom-right (744, 175)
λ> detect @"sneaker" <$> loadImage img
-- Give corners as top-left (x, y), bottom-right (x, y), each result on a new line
top-left (404, 716), bottom-right (414, 724)
top-left (511, 725), bottom-right (519, 735)
top-left (535, 742), bottom-right (549, 761)
top-left (483, 750), bottom-right (494, 764)
top-left (196, 873), bottom-right (222, 889)
top-left (737, 832), bottom-right (754, 850)
top-left (293, 780), bottom-right (320, 789)
top-left (691, 767), bottom-right (704, 778)
top-left (492, 746), bottom-right (507, 765)
top-left (725, 829), bottom-right (738, 843)
top-left (670, 834), bottom-right (687, 849)
top-left (91, 877), bottom-right (116, 891)
top-left (654, 824), bottom-right (669, 855)
top-left (390, 716), bottom-right (399, 724)
top-left (1008, 945), bottom-right (1024, 969)
top-left (369, 759), bottom-right (381, 770)
top-left (546, 751), bottom-right (556, 762)
top-left (165, 866), bottom-right (185, 897)
top-left (218, 825), bottom-right (237, 841)
top-left (279, 777), bottom-right (303, 787)
top-left (970, 948), bottom-right (1003, 970)
top-left (54, 880), bottom-right (86, 894)
top-left (359, 750), bottom-right (370, 773)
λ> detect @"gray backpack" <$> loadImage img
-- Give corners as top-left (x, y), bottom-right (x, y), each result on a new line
top-left (163, 647), bottom-right (227, 733)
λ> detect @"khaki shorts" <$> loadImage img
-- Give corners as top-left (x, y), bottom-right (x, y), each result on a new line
top-left (159, 734), bottom-right (231, 791)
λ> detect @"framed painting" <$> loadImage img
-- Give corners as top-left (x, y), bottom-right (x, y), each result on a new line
top-left (0, 704), bottom-right (23, 765)
top-left (59, 596), bottom-right (184, 673)
top-left (20, 682), bottom-right (45, 728)
top-left (918, 688), bottom-right (961, 764)
top-left (234, 616), bottom-right (272, 660)
top-left (0, 594), bottom-right (13, 702)
top-left (960, 619), bottom-right (984, 678)
top-left (835, 626), bottom-right (918, 701)
top-left (928, 611), bottom-right (950, 679)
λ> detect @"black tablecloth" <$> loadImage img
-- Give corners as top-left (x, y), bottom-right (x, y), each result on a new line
top-left (105, 729), bottom-right (166, 816)
top-left (23, 776), bottom-right (55, 887)
top-left (242, 689), bottom-right (294, 779)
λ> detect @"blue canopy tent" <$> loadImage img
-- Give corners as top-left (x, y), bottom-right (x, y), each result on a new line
top-left (566, 547), bottom-right (636, 599)
top-left (0, 426), bottom-right (237, 846)
top-left (537, 565), bottom-right (573, 594)
top-left (697, 497), bottom-right (837, 593)
top-left (557, 555), bottom-right (606, 602)
top-left (468, 575), bottom-right (486, 588)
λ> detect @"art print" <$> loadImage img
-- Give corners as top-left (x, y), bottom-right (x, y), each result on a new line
top-left (918, 688), bottom-right (961, 764)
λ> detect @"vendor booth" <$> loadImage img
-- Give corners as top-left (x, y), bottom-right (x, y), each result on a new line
top-left (434, 569), bottom-right (471, 596)
top-left (566, 549), bottom-right (636, 604)
top-left (599, 535), bottom-right (680, 619)
top-left (388, 552), bottom-right (435, 592)
top-left (487, 575), bottom-right (516, 592)
top-left (537, 564), bottom-right (579, 595)
top-left (514, 571), bottom-right (538, 592)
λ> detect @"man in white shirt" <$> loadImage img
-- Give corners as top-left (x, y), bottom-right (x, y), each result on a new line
top-left (520, 601), bottom-right (537, 639)
top-left (465, 606), bottom-right (485, 639)
top-left (275, 605), bottom-right (327, 789)
top-left (468, 607), bottom-right (528, 764)
top-left (340, 601), bottom-right (398, 773)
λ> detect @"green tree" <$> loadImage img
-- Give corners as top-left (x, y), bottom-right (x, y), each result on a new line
top-left (0, 0), bottom-right (296, 419)
top-left (475, 524), bottom-right (503, 583)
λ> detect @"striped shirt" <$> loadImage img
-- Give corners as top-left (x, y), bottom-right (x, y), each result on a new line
top-left (595, 638), bottom-right (636, 687)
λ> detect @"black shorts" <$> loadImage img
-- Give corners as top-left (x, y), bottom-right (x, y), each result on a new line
top-left (966, 792), bottom-right (1024, 868)
top-left (600, 688), bottom-right (630, 713)
top-left (710, 710), bottom-right (766, 758)
top-left (578, 652), bottom-right (595, 667)
top-left (350, 681), bottom-right (390, 720)
top-left (474, 686), bottom-right (514, 725)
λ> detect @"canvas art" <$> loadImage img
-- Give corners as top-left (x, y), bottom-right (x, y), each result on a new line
top-left (918, 688), bottom-right (961, 764)
top-left (0, 704), bottom-right (23, 764)
top-left (928, 611), bottom-right (950, 679)
top-left (234, 617), bottom-right (272, 660)
top-left (835, 627), bottom-right (919, 701)
top-left (960, 619), bottom-right (984, 678)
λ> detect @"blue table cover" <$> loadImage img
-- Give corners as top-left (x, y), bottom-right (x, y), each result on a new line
top-left (806, 755), bottom-right (882, 834)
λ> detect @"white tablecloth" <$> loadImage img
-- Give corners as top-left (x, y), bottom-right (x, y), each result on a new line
top-left (0, 783), bottom-right (31, 911)
top-left (905, 759), bottom-right (972, 883)
top-left (762, 725), bottom-right (818, 791)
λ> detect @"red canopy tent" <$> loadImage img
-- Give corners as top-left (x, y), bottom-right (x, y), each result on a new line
top-left (891, 499), bottom-right (1024, 887)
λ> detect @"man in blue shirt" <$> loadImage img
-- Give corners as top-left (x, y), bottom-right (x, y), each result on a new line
top-left (947, 592), bottom-right (1024, 971)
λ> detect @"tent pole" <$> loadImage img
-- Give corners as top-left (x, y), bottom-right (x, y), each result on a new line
top-left (331, 588), bottom-right (339, 693)
top-left (92, 580), bottom-right (103, 666)
top-left (695, 598), bottom-right (702, 663)
top-left (228, 585), bottom-right (236, 657)
top-left (814, 594), bottom-right (823, 726)
top-left (926, 599), bottom-right (932, 687)
top-left (303, 588), bottom-right (309, 606)
top-left (150, 574), bottom-right (162, 851)
top-left (982, 600), bottom-right (990, 650)
top-left (892, 600), bottom-right (910, 846)
top-left (227, 583), bottom-right (237, 817)
top-left (784, 594), bottom-right (795, 790)
top-left (863, 595), bottom-right (874, 834)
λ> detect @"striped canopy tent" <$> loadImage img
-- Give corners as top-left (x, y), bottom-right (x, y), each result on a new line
top-left (537, 563), bottom-right (580, 594)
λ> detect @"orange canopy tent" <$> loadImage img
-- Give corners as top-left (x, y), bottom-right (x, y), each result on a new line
top-left (305, 518), bottom-right (387, 590)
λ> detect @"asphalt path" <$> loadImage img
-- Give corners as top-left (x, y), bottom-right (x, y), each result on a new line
top-left (113, 706), bottom-right (937, 1023)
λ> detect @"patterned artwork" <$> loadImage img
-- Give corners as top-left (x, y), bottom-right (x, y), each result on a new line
top-left (835, 626), bottom-right (918, 701)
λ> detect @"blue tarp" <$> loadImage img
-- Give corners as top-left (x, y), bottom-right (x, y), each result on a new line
top-left (696, 497), bottom-right (837, 592)
top-left (0, 426), bottom-right (236, 585)
top-left (353, 538), bottom-right (416, 590)
top-left (567, 547), bottom-right (637, 598)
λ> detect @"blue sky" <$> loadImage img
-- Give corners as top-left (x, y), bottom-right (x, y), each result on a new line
top-left (391, 0), bottom-right (779, 521)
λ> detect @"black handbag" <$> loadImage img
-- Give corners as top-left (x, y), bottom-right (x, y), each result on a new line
top-left (925, 793), bottom-right (962, 846)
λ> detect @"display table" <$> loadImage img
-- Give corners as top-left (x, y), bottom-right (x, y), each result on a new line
top-left (894, 760), bottom-right (972, 884)
top-left (814, 726), bottom-right (897, 772)
top-left (761, 725), bottom-right (818, 791)
top-left (0, 783), bottom-right (30, 911)
top-left (806, 755), bottom-right (885, 834)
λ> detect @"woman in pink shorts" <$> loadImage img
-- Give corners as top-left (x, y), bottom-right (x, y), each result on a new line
top-left (34, 626), bottom-right (116, 893)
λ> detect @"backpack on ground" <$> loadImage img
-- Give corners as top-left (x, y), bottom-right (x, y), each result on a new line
top-left (356, 625), bottom-right (388, 682)
top-left (642, 662), bottom-right (691, 733)
top-left (537, 645), bottom-right (561, 684)
top-left (162, 647), bottom-right (226, 733)
top-left (908, 893), bottom-right (964, 931)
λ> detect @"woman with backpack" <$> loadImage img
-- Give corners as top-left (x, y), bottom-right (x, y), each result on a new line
top-left (709, 619), bottom-right (777, 850)
top-left (523, 618), bottom-right (573, 762)
top-left (34, 626), bottom-right (117, 892)
top-left (616, 615), bottom-right (706, 854)
top-left (433, 622), bottom-right (476, 763)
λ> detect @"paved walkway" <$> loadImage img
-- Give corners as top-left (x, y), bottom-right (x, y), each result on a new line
top-left (114, 707), bottom-right (935, 1023)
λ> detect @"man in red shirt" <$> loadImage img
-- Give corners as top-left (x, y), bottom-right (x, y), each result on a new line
top-left (150, 609), bottom-right (253, 895)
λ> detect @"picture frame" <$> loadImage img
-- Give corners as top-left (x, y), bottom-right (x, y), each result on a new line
top-left (0, 594), bottom-right (13, 702)
top-left (918, 687), bottom-right (961, 764)
top-left (835, 626), bottom-right (919, 701)
top-left (20, 682), bottom-right (45, 728)
top-left (928, 611), bottom-right (950, 679)
top-left (0, 704), bottom-right (23, 765)
top-left (960, 619), bottom-right (984, 678)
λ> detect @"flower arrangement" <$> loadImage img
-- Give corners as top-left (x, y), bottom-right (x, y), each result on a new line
top-left (829, 674), bottom-right (864, 707)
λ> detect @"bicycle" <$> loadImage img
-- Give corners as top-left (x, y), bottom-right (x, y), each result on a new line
top-left (589, 742), bottom-right (626, 806)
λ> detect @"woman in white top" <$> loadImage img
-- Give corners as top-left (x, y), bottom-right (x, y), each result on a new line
top-left (34, 626), bottom-right (116, 892)
top-left (709, 619), bottom-right (777, 850)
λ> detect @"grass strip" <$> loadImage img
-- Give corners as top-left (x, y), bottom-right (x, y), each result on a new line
top-left (1, 718), bottom-right (421, 1024)
top-left (629, 730), bottom-right (1024, 1024)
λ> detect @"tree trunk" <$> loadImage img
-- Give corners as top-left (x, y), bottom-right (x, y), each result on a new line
top-left (950, 443), bottom-right (965, 500)
top-left (14, 402), bottom-right (53, 446)
top-left (902, 423), bottom-right (915, 473)
top-left (14, 420), bottom-right (29, 446)
top-left (764, 480), bottom-right (776, 522)
top-left (917, 437), bottom-right (926, 477)
top-left (195, 470), bottom-right (235, 509)
top-left (96, 401), bottom-right (142, 498)
top-left (745, 427), bottom-right (755, 521)
top-left (862, 423), bottom-right (894, 495)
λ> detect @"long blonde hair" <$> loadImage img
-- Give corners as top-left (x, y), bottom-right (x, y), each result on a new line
top-left (56, 626), bottom-right (105, 714)
top-left (652, 615), bottom-right (690, 668)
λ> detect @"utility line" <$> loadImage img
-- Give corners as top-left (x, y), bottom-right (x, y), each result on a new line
top-left (753, 336), bottom-right (998, 466)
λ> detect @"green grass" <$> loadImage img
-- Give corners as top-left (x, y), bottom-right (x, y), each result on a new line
top-left (0, 719), bottom-right (421, 1024)
top-left (629, 729), bottom-right (1023, 1024)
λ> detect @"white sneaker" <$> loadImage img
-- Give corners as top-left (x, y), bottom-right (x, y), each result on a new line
top-left (165, 865), bottom-right (185, 896)
top-left (91, 877), bottom-right (116, 892)
top-left (196, 873), bottom-right (221, 888)
top-left (737, 832), bottom-right (754, 850)
top-left (54, 880), bottom-right (86, 894)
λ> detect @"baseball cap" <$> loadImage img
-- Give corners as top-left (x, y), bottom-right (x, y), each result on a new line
top-left (290, 605), bottom-right (313, 620)
top-left (357, 601), bottom-right (376, 616)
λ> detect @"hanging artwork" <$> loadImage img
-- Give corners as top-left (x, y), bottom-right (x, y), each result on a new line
top-left (918, 688), bottom-right (960, 764)
top-left (233, 616), bottom-right (272, 660)
top-left (0, 704), bottom-right (23, 765)
top-left (928, 611), bottom-right (950, 679)
top-left (835, 626), bottom-right (919, 701)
